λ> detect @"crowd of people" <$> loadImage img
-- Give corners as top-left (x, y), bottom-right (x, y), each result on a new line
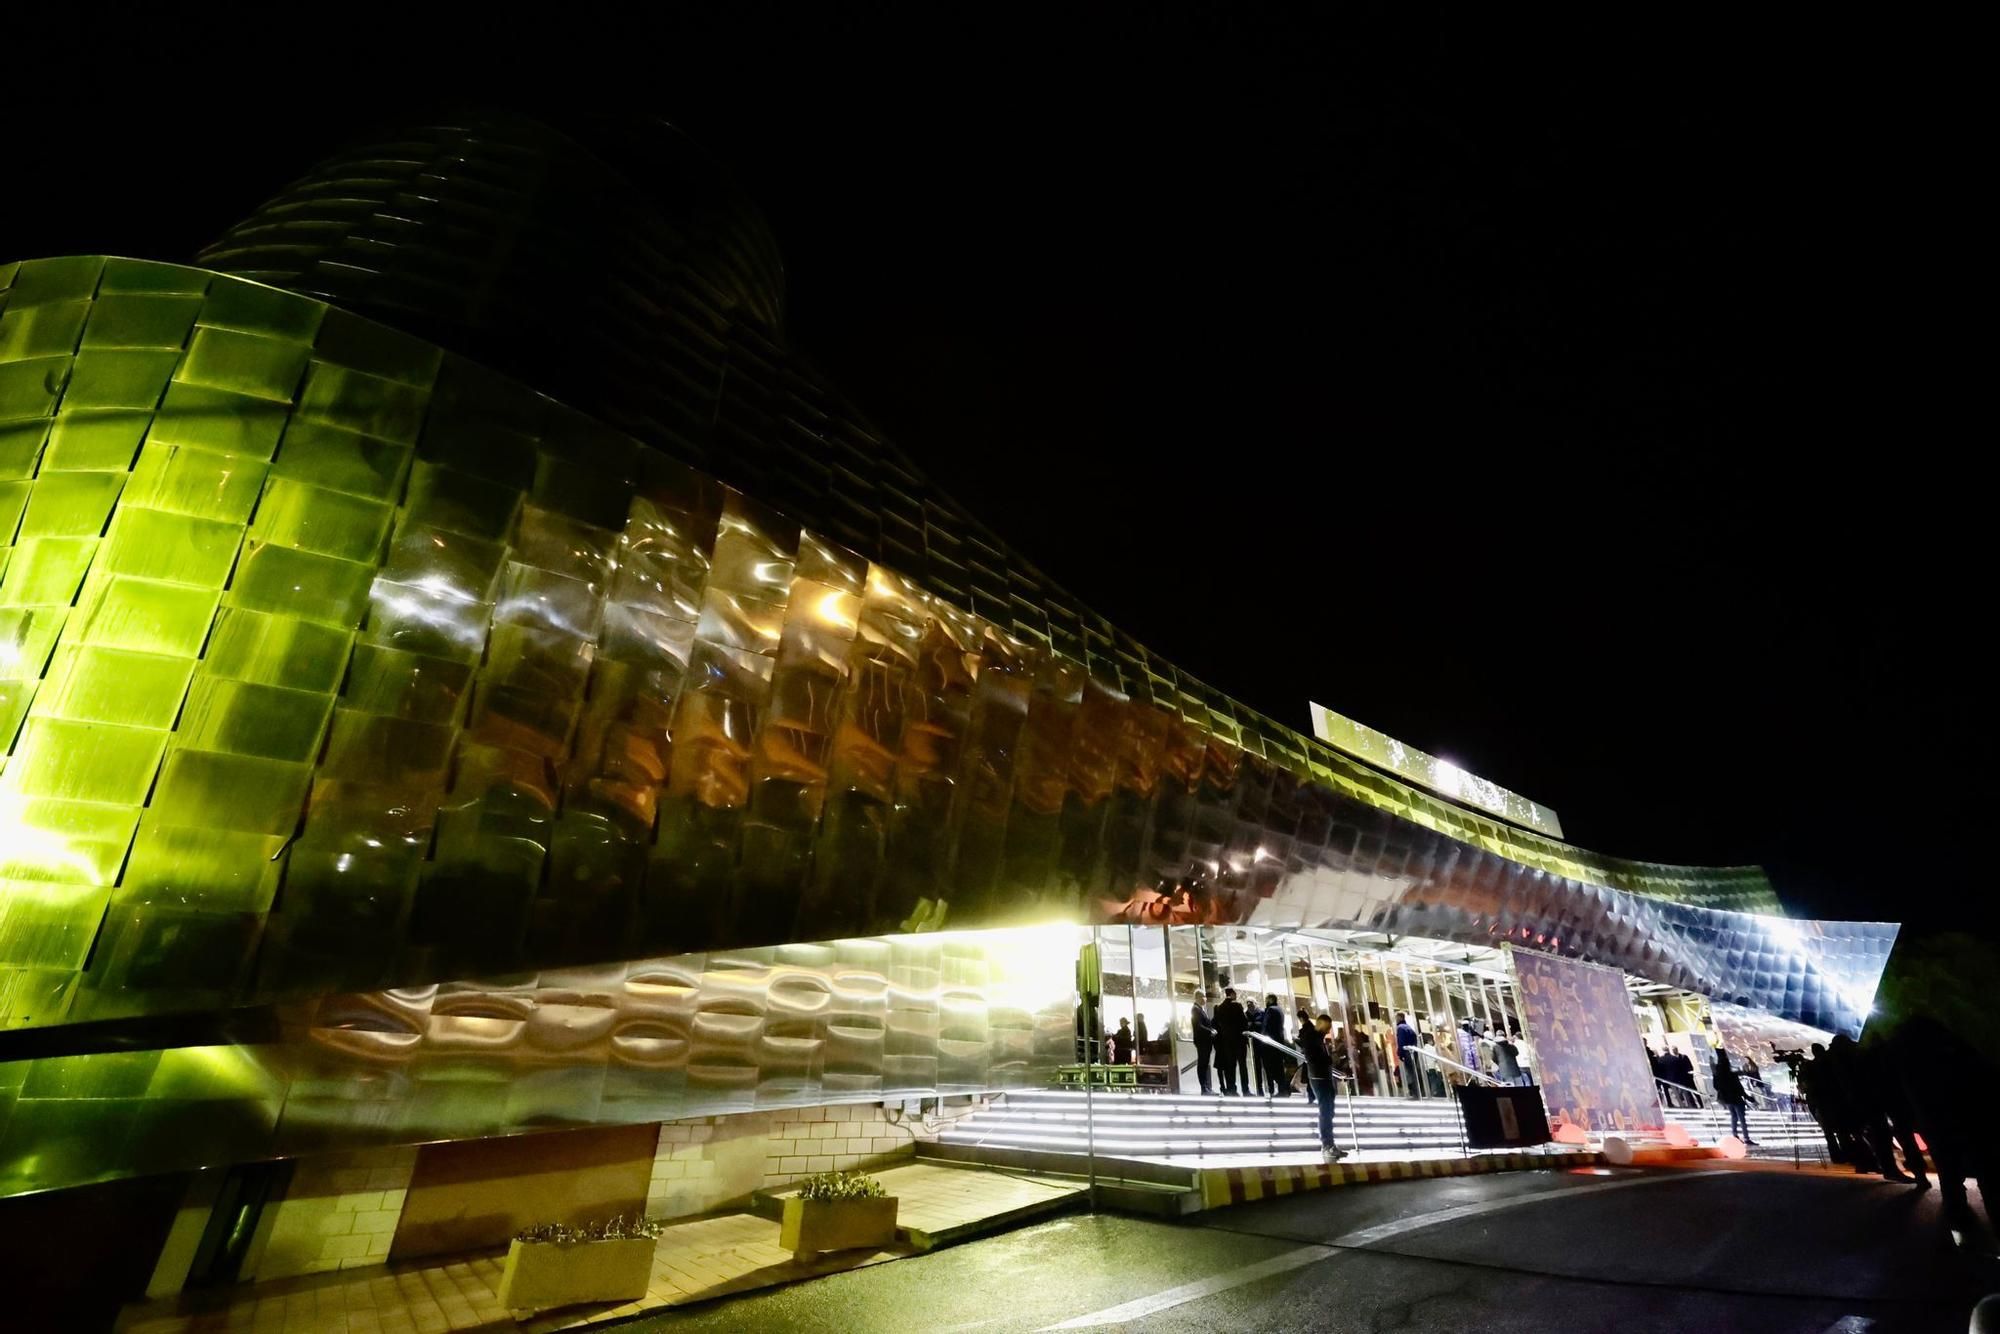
top-left (1784, 1027), bottom-right (1997, 1238)
top-left (1192, 987), bottom-right (1290, 1097)
top-left (1637, 1026), bottom-right (1996, 1242)
top-left (1645, 1043), bottom-right (1703, 1107)
top-left (1184, 992), bottom-right (1530, 1101)
top-left (1187, 993), bottom-right (1353, 1159)
top-left (1074, 976), bottom-right (1995, 1245)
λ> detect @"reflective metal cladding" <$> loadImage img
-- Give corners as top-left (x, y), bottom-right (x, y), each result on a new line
top-left (0, 928), bottom-right (1081, 1198)
top-left (0, 254), bottom-right (1894, 1050)
top-left (0, 118), bottom-right (1896, 1214)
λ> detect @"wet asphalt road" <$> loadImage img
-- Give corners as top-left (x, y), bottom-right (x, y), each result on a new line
top-left (626, 1165), bottom-right (1995, 1332)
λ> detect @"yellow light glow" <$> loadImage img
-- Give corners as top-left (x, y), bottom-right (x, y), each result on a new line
top-left (813, 589), bottom-right (858, 633)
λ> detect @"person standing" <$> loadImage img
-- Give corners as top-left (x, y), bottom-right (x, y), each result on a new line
top-left (1395, 1012), bottom-right (1422, 1098)
top-left (1421, 1033), bottom-right (1447, 1096)
top-left (1134, 1012), bottom-right (1150, 1063)
top-left (1858, 1039), bottom-right (1926, 1187)
top-left (1892, 1014), bottom-right (1994, 1238)
top-left (1491, 1028), bottom-right (1524, 1085)
top-left (1261, 995), bottom-right (1289, 1097)
top-left (1799, 1042), bottom-right (1843, 1161)
top-left (1510, 1024), bottom-right (1535, 1086)
top-left (1353, 1027), bottom-right (1381, 1095)
top-left (1191, 992), bottom-right (1216, 1095)
top-left (1300, 1012), bottom-right (1348, 1161)
top-left (1713, 1051), bottom-right (1754, 1145)
top-left (1672, 1049), bottom-right (1697, 1106)
top-left (1213, 988), bottom-right (1249, 1096)
top-left (1457, 1020), bottom-right (1482, 1077)
top-left (1825, 1035), bottom-right (1878, 1172)
top-left (1296, 1007), bottom-right (1317, 1103)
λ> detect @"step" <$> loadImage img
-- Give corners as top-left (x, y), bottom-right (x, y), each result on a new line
top-left (937, 1131), bottom-right (1462, 1158)
top-left (960, 1110), bottom-right (1465, 1131)
top-left (918, 1140), bottom-right (1201, 1187)
top-left (944, 1090), bottom-right (1474, 1158)
top-left (987, 1104), bottom-right (1463, 1125)
top-left (990, 1099), bottom-right (1466, 1117)
top-left (949, 1115), bottom-right (1467, 1139)
top-left (1008, 1096), bottom-right (1464, 1120)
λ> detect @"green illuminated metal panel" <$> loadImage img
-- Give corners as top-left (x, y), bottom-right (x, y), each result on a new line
top-left (0, 255), bottom-right (1833, 1057)
top-left (0, 233), bottom-right (1897, 1204)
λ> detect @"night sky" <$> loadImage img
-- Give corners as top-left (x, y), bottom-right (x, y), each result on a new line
top-left (8, 14), bottom-right (1987, 939)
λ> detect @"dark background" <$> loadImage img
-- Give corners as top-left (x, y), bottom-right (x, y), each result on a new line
top-left (6, 12), bottom-right (1987, 938)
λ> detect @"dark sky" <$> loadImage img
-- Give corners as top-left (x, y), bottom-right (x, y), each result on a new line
top-left (8, 14), bottom-right (1988, 936)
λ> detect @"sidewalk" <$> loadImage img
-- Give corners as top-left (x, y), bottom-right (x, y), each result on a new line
top-left (119, 1163), bottom-right (1083, 1334)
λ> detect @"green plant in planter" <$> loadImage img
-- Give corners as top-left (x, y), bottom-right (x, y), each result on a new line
top-left (501, 1214), bottom-right (664, 1311)
top-left (782, 1171), bottom-right (898, 1256)
top-left (514, 1214), bottom-right (666, 1245)
top-left (794, 1170), bottom-right (887, 1203)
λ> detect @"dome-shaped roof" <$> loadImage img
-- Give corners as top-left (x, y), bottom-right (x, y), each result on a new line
top-left (197, 109), bottom-right (786, 439)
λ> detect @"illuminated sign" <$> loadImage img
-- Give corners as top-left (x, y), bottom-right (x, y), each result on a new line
top-left (1308, 701), bottom-right (1563, 839)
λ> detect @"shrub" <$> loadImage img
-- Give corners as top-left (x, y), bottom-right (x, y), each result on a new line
top-left (515, 1214), bottom-right (665, 1244)
top-left (794, 1170), bottom-right (886, 1202)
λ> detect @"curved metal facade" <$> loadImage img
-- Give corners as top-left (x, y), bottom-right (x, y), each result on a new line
top-left (0, 255), bottom-right (1893, 1036)
top-left (0, 121), bottom-right (1894, 1195)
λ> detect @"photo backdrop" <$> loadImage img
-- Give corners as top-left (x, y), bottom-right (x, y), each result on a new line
top-left (1511, 948), bottom-right (1663, 1134)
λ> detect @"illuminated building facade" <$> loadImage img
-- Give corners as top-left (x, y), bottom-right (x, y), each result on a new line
top-left (0, 115), bottom-right (1893, 1292)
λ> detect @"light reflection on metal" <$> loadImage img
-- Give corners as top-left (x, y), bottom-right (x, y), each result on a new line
top-left (1309, 700), bottom-right (1563, 838)
top-left (0, 256), bottom-right (1888, 1055)
top-left (0, 927), bottom-right (1082, 1198)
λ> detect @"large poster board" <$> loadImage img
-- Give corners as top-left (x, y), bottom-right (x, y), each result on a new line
top-left (1510, 948), bottom-right (1664, 1134)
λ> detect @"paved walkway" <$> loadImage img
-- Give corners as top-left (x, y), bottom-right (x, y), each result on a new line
top-left (616, 1165), bottom-right (1996, 1333)
top-left (119, 1163), bottom-right (1081, 1334)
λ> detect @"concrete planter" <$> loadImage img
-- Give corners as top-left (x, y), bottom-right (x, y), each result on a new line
top-left (497, 1235), bottom-right (655, 1311)
top-left (779, 1195), bottom-right (899, 1257)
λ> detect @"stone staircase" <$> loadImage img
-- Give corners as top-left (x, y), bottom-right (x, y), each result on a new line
top-left (926, 1089), bottom-right (1830, 1166)
top-left (1663, 1105), bottom-right (1829, 1158)
top-left (916, 1088), bottom-right (1610, 1217)
top-left (929, 1088), bottom-right (1471, 1160)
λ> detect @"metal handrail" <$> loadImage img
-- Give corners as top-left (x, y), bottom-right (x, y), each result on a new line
top-left (1244, 1030), bottom-right (1361, 1153)
top-left (1414, 1045), bottom-right (1503, 1087)
top-left (1660, 1072), bottom-right (1791, 1158)
top-left (1655, 1075), bottom-right (1707, 1109)
top-left (1409, 1047), bottom-right (1478, 1155)
top-left (1247, 1028), bottom-right (1355, 1081)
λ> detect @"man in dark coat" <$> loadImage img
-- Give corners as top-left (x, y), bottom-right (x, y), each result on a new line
top-left (1672, 1050), bottom-right (1697, 1103)
top-left (1261, 995), bottom-right (1290, 1097)
top-left (1212, 988), bottom-right (1249, 1096)
top-left (1191, 992), bottom-right (1216, 1095)
top-left (1395, 1013), bottom-right (1422, 1098)
top-left (1713, 1051), bottom-right (1753, 1145)
top-left (1300, 1012), bottom-right (1348, 1160)
top-left (1892, 1014), bottom-right (1995, 1238)
top-left (1858, 1038), bottom-right (1927, 1187)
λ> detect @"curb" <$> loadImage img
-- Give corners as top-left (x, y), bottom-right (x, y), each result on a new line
top-left (1194, 1149), bottom-right (1607, 1210)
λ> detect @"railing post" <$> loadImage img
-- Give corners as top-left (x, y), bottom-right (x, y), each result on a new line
top-left (1346, 1075), bottom-right (1360, 1154)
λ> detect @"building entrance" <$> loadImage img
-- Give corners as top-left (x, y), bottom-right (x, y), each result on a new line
top-left (1087, 925), bottom-right (1531, 1098)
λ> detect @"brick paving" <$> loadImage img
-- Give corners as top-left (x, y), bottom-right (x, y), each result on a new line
top-left (119, 1162), bottom-right (1081, 1334)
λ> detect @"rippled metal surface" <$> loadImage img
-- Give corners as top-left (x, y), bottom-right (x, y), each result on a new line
top-left (0, 927), bottom-right (1077, 1197)
top-left (0, 257), bottom-right (1890, 1051)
